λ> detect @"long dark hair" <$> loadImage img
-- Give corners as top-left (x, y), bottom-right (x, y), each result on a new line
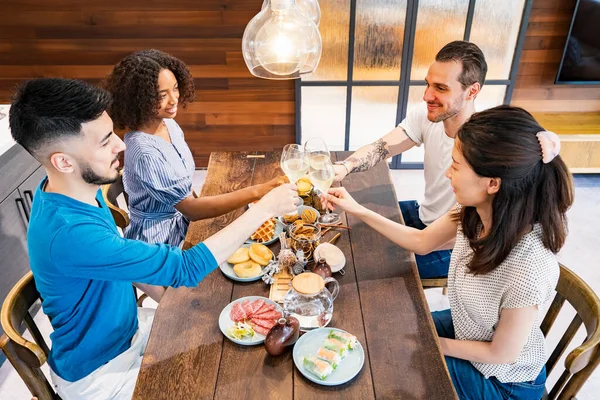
top-left (457, 105), bottom-right (574, 274)
top-left (104, 49), bottom-right (195, 131)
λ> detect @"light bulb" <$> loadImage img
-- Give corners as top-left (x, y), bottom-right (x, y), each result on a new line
top-left (255, 17), bottom-right (310, 75)
top-left (242, 0), bottom-right (322, 80)
top-left (262, 0), bottom-right (321, 26)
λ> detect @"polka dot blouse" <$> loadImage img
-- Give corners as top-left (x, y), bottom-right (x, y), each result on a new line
top-left (448, 221), bottom-right (559, 383)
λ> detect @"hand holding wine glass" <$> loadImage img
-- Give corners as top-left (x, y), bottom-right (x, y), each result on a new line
top-left (280, 144), bottom-right (309, 184)
top-left (308, 156), bottom-right (341, 224)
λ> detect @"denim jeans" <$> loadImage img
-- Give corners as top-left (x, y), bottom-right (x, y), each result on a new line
top-left (432, 309), bottom-right (547, 400)
top-left (399, 200), bottom-right (452, 278)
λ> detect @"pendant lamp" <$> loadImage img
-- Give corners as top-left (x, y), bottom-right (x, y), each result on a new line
top-left (242, 0), bottom-right (322, 80)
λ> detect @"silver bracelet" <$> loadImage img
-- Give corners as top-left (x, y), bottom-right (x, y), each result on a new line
top-left (334, 161), bottom-right (351, 174)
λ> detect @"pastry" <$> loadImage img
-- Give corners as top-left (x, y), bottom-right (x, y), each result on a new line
top-left (301, 208), bottom-right (318, 224)
top-left (227, 247), bottom-right (250, 264)
top-left (297, 178), bottom-right (313, 195)
top-left (249, 243), bottom-right (273, 266)
top-left (233, 261), bottom-right (262, 278)
top-left (250, 218), bottom-right (276, 243)
top-left (283, 212), bottom-right (300, 224)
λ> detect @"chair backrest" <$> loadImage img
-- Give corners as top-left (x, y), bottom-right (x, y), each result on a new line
top-left (101, 172), bottom-right (130, 229)
top-left (0, 271), bottom-right (59, 400)
top-left (542, 264), bottom-right (600, 400)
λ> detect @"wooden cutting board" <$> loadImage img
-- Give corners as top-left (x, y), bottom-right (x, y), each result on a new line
top-left (269, 267), bottom-right (293, 303)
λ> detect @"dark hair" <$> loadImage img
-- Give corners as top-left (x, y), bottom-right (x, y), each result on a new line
top-left (436, 41), bottom-right (487, 89)
top-left (9, 78), bottom-right (111, 160)
top-left (104, 49), bottom-right (195, 131)
top-left (457, 105), bottom-right (574, 275)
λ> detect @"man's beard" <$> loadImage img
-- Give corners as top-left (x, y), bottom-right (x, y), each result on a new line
top-left (80, 159), bottom-right (119, 185)
top-left (428, 95), bottom-right (464, 123)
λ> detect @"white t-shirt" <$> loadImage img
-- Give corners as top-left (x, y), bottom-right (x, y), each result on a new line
top-left (448, 222), bottom-right (559, 383)
top-left (399, 108), bottom-right (456, 225)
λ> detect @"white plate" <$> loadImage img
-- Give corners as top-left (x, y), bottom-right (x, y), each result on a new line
top-left (219, 244), bottom-right (275, 283)
top-left (313, 243), bottom-right (346, 273)
top-left (245, 219), bottom-right (285, 246)
top-left (219, 296), bottom-right (283, 346)
top-left (278, 205), bottom-right (321, 226)
top-left (293, 327), bottom-right (365, 386)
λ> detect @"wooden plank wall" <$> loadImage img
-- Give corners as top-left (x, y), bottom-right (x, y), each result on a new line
top-left (510, 0), bottom-right (600, 113)
top-left (0, 0), bottom-right (295, 167)
top-left (1, 0), bottom-right (596, 167)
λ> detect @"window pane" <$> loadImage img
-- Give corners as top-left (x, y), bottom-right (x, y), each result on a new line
top-left (353, 0), bottom-right (407, 81)
top-left (301, 87), bottom-right (347, 150)
top-left (469, 0), bottom-right (526, 80)
top-left (303, 0), bottom-right (351, 81)
top-left (349, 86), bottom-right (399, 150)
top-left (411, 0), bottom-right (470, 80)
top-left (475, 85), bottom-right (507, 112)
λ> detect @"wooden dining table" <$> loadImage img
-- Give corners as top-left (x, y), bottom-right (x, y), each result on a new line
top-left (132, 151), bottom-right (457, 400)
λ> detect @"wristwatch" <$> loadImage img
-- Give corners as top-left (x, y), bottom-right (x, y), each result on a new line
top-left (334, 160), bottom-right (351, 174)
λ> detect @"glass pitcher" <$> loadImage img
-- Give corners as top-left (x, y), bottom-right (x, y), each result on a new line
top-left (283, 272), bottom-right (339, 331)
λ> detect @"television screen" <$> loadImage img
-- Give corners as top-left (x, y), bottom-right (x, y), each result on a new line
top-left (556, 0), bottom-right (600, 84)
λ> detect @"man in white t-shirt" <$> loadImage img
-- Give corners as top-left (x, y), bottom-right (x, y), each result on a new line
top-left (333, 41), bottom-right (487, 279)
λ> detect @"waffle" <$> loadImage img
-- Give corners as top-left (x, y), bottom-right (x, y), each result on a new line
top-left (250, 218), bottom-right (276, 243)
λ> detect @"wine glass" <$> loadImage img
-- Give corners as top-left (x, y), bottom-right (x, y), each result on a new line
top-left (304, 138), bottom-right (330, 170)
top-left (280, 144), bottom-right (309, 184)
top-left (308, 156), bottom-right (340, 224)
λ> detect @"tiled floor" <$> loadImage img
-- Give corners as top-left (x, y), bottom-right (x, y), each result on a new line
top-left (1, 170), bottom-right (599, 399)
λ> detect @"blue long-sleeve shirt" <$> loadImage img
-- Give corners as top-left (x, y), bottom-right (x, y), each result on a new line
top-left (27, 178), bottom-right (217, 382)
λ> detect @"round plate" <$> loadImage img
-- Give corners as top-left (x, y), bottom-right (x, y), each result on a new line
top-left (219, 244), bottom-right (275, 282)
top-left (278, 205), bottom-right (321, 226)
top-left (293, 327), bottom-right (365, 386)
top-left (313, 243), bottom-right (346, 273)
top-left (219, 296), bottom-right (283, 345)
top-left (245, 219), bottom-right (285, 246)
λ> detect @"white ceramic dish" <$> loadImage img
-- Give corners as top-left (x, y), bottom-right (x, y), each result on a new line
top-left (219, 243), bottom-right (274, 282)
top-left (313, 243), bottom-right (346, 273)
top-left (293, 327), bottom-right (365, 386)
top-left (218, 296), bottom-right (283, 346)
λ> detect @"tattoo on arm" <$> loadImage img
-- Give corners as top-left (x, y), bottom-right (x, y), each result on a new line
top-left (346, 138), bottom-right (390, 173)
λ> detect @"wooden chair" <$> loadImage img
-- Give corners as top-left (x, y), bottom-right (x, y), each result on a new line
top-left (0, 271), bottom-right (60, 400)
top-left (101, 172), bottom-right (129, 230)
top-left (421, 277), bottom-right (448, 295)
top-left (542, 263), bottom-right (600, 400)
top-left (100, 174), bottom-right (148, 306)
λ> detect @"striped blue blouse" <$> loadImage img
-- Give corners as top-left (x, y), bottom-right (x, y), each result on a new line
top-left (123, 118), bottom-right (196, 246)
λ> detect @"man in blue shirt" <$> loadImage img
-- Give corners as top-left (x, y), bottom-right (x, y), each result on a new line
top-left (9, 78), bottom-right (299, 399)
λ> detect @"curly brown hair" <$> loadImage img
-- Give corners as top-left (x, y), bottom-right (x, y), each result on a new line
top-left (104, 49), bottom-right (195, 131)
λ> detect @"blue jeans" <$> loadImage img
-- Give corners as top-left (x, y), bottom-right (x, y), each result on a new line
top-left (432, 309), bottom-right (547, 400)
top-left (399, 200), bottom-right (452, 278)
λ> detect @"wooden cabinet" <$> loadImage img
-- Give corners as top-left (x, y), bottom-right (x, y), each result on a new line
top-left (0, 144), bottom-right (44, 366)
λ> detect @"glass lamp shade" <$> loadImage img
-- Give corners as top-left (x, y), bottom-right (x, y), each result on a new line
top-left (243, 0), bottom-right (322, 80)
top-left (262, 0), bottom-right (321, 26)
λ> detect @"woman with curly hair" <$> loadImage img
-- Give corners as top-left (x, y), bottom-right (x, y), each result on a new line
top-left (105, 49), bottom-right (285, 249)
top-left (326, 106), bottom-right (574, 399)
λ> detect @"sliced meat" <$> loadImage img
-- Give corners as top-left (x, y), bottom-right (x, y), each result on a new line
top-left (248, 299), bottom-right (265, 316)
top-left (230, 302), bottom-right (246, 322)
top-left (253, 311), bottom-right (282, 322)
top-left (254, 303), bottom-right (276, 316)
top-left (251, 317), bottom-right (277, 329)
top-left (241, 300), bottom-right (253, 318)
top-left (251, 324), bottom-right (271, 336)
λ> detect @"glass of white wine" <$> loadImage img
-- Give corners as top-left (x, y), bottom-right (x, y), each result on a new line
top-left (304, 137), bottom-right (330, 170)
top-left (309, 157), bottom-right (340, 224)
top-left (280, 144), bottom-right (309, 184)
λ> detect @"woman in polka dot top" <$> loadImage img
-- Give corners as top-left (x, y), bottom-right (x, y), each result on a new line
top-left (327, 105), bottom-right (574, 400)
